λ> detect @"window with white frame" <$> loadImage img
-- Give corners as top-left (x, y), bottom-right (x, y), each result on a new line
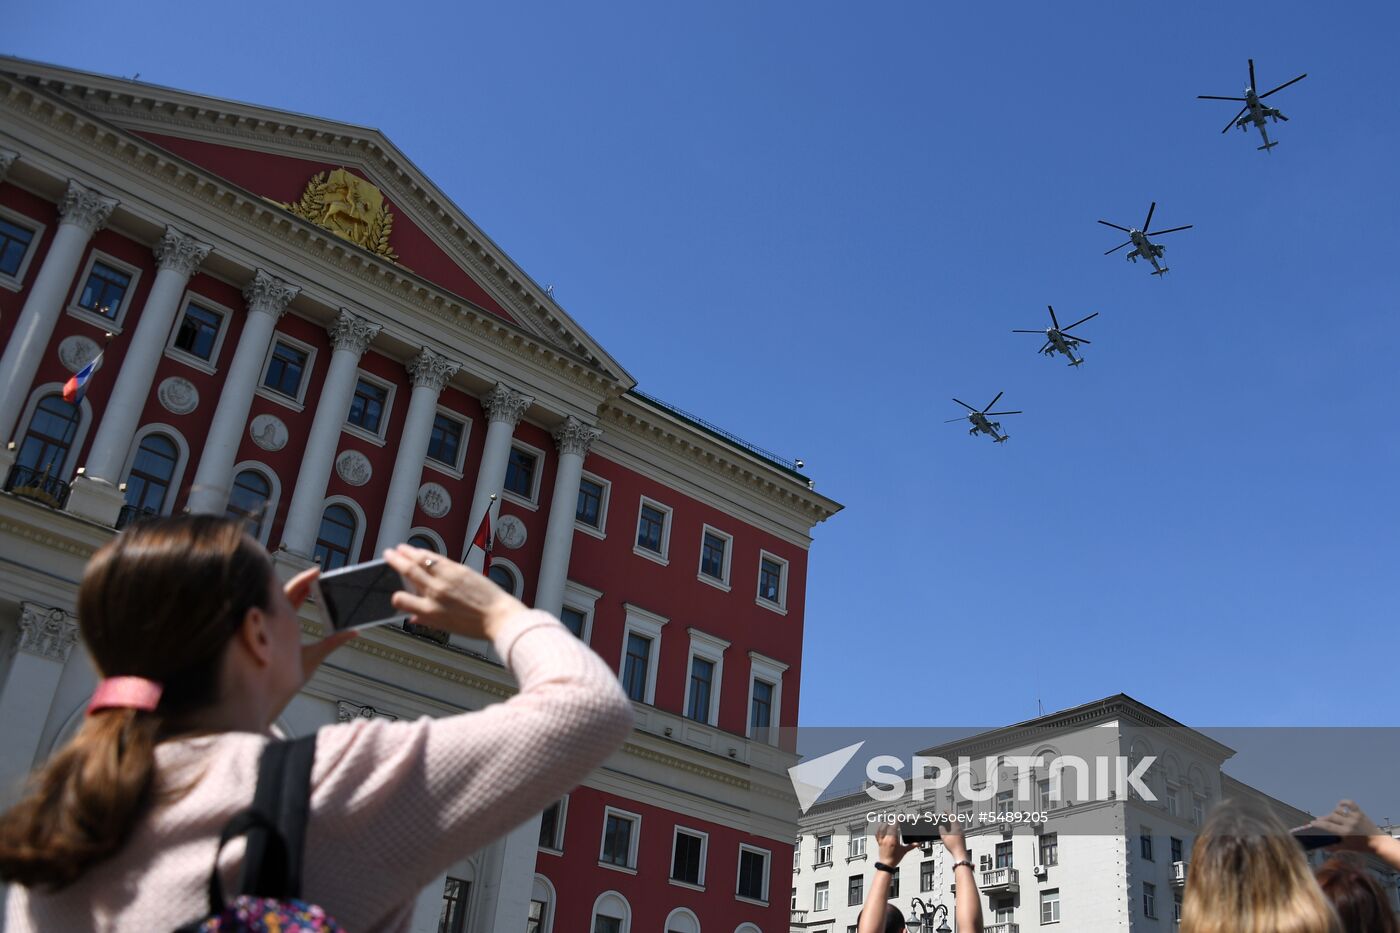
top-left (921, 859), bottom-right (935, 892)
top-left (737, 845), bottom-right (769, 903)
top-left (993, 898), bottom-right (1014, 924)
top-left (502, 442), bottom-right (545, 506)
top-left (561, 580), bottom-right (601, 643)
top-left (813, 880), bottom-right (829, 912)
top-left (815, 833), bottom-right (832, 865)
top-left (634, 497), bottom-right (672, 562)
top-left (1141, 827), bottom-right (1154, 861)
top-left (1039, 832), bottom-right (1059, 867)
top-left (166, 295), bottom-right (230, 370)
top-left (425, 410), bottom-right (468, 473)
top-left (590, 892), bottom-right (630, 933)
top-left (599, 808), bottom-right (641, 870)
top-left (1166, 782), bottom-right (1180, 818)
top-left (757, 551), bottom-right (788, 610)
top-left (119, 431), bottom-right (182, 525)
top-left (538, 797), bottom-right (567, 852)
top-left (1143, 881), bottom-right (1157, 918)
top-left (314, 502), bottom-right (360, 570)
top-left (698, 525), bottom-right (732, 587)
top-left (69, 252), bottom-right (139, 328)
top-left (0, 208), bottom-right (42, 289)
top-left (227, 466), bottom-right (276, 543)
top-left (670, 826), bottom-right (708, 887)
top-left (259, 334), bottom-right (316, 407)
top-left (619, 604), bottom-right (667, 704)
top-left (848, 829), bottom-right (866, 859)
top-left (344, 372), bottom-right (394, 442)
top-left (575, 472), bottom-right (609, 536)
top-left (1192, 794), bottom-right (1205, 825)
top-left (1041, 888), bottom-right (1061, 924)
top-left (747, 651), bottom-right (787, 744)
top-left (684, 628), bottom-right (728, 726)
top-left (439, 876), bottom-right (471, 933)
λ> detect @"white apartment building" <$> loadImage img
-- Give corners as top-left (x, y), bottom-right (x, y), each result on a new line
top-left (790, 694), bottom-right (1400, 933)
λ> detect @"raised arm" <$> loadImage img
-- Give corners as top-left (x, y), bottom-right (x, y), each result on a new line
top-left (1310, 799), bottom-right (1400, 872)
top-left (858, 821), bottom-right (919, 933)
top-left (940, 818), bottom-right (984, 933)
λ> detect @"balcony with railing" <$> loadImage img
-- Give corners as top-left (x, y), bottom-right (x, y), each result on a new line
top-left (4, 463), bottom-right (71, 509)
top-left (986, 923), bottom-right (1020, 933)
top-left (981, 867), bottom-right (1020, 893)
top-left (115, 504), bottom-right (160, 530)
top-left (1171, 860), bottom-right (1189, 886)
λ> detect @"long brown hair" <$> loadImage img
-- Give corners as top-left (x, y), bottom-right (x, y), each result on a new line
top-left (0, 515), bottom-right (274, 889)
top-left (1182, 798), bottom-right (1341, 933)
top-left (1316, 853), bottom-right (1400, 933)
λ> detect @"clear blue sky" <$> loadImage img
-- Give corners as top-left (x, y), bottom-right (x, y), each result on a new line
top-left (9, 1), bottom-right (1397, 728)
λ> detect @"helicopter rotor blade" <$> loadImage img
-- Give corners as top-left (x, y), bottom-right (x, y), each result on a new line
top-left (1197, 95), bottom-right (1248, 101)
top-left (944, 417), bottom-right (970, 424)
top-left (983, 391), bottom-right (1004, 413)
top-left (1047, 304), bottom-right (1061, 329)
top-left (1063, 312), bottom-right (1099, 331)
top-left (984, 411), bottom-right (1022, 417)
top-left (1142, 202), bottom-right (1156, 232)
top-left (1260, 73), bottom-right (1307, 99)
top-left (1147, 225), bottom-right (1194, 235)
top-left (952, 398), bottom-right (978, 413)
top-left (1104, 240), bottom-right (1132, 255)
top-left (1039, 342), bottom-right (1053, 354)
top-left (1067, 336), bottom-right (1092, 345)
top-left (1222, 105), bottom-right (1249, 133)
top-left (1098, 220), bottom-right (1133, 233)
top-left (1012, 329), bottom-right (1046, 334)
top-left (1248, 58), bottom-right (1257, 91)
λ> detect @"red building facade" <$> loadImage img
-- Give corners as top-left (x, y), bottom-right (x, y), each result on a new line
top-left (0, 58), bottom-right (838, 932)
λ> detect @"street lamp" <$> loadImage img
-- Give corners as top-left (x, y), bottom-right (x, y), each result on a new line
top-left (907, 897), bottom-right (952, 933)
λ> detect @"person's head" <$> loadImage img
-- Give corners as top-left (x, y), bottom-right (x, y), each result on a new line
top-left (1316, 853), bottom-right (1400, 933)
top-left (1182, 799), bottom-right (1341, 933)
top-left (0, 515), bottom-right (301, 889)
top-left (856, 903), bottom-right (907, 933)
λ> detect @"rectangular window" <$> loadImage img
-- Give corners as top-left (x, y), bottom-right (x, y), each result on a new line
top-left (438, 877), bottom-right (470, 933)
top-left (847, 873), bottom-right (862, 907)
top-left (527, 899), bottom-right (547, 933)
top-left (758, 555), bottom-right (785, 605)
top-left (921, 859), bottom-right (935, 892)
top-left (848, 831), bottom-right (866, 858)
top-left (622, 633), bottom-right (651, 702)
top-left (1193, 795), bottom-right (1205, 825)
top-left (346, 378), bottom-right (388, 433)
top-left (994, 898), bottom-right (1014, 924)
top-left (996, 841), bottom-right (1013, 869)
top-left (77, 260), bottom-right (131, 318)
top-left (1170, 837), bottom-right (1183, 863)
top-left (1039, 832), bottom-right (1058, 867)
top-left (560, 606), bottom-right (587, 639)
top-left (813, 881), bottom-right (829, 912)
top-left (601, 811), bottom-right (637, 868)
top-left (0, 217), bottom-right (35, 278)
top-left (671, 829), bottom-right (706, 885)
top-left (686, 656), bottom-right (714, 723)
top-left (700, 529), bottom-right (728, 581)
top-left (1041, 888), bottom-right (1061, 924)
top-left (426, 413), bottom-right (464, 467)
top-left (636, 502), bottom-right (667, 554)
top-left (539, 799), bottom-right (564, 850)
top-left (593, 917), bottom-right (621, 933)
top-left (1141, 827), bottom-right (1154, 861)
top-left (172, 301), bottom-right (222, 361)
top-left (750, 678), bottom-right (774, 742)
top-left (504, 446), bottom-right (537, 498)
top-left (264, 342), bottom-right (308, 398)
top-left (1037, 778), bottom-right (1053, 812)
top-left (996, 790), bottom-right (1014, 817)
top-left (1167, 786), bottom-right (1180, 818)
top-left (577, 476), bottom-right (604, 527)
top-left (1143, 882), bottom-right (1157, 918)
top-left (889, 872), bottom-right (900, 898)
top-left (816, 834), bottom-right (832, 865)
top-left (737, 847), bottom-right (768, 902)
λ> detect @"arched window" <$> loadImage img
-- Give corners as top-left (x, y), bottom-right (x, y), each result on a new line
top-left (664, 907), bottom-right (700, 933)
top-left (119, 434), bottom-right (178, 528)
top-left (315, 504), bottom-right (357, 569)
top-left (407, 533), bottom-right (440, 553)
top-left (488, 563), bottom-right (517, 594)
top-left (228, 469), bottom-right (273, 539)
top-left (590, 891), bottom-right (631, 933)
top-left (527, 875), bottom-right (556, 933)
top-left (14, 394), bottom-right (80, 478)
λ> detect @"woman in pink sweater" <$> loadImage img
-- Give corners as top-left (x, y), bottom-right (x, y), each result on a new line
top-left (0, 515), bottom-right (634, 931)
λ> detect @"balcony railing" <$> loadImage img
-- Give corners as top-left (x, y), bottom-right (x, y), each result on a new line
top-left (4, 464), bottom-right (71, 509)
top-left (116, 504), bottom-right (160, 530)
top-left (987, 923), bottom-right (1020, 933)
top-left (981, 867), bottom-right (1020, 893)
top-left (1171, 860), bottom-right (1189, 885)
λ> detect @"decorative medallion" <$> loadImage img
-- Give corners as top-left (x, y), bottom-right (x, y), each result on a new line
top-left (335, 449), bottom-right (372, 486)
top-left (157, 377), bottom-right (199, 415)
top-left (417, 482), bottom-right (451, 519)
top-left (496, 514), bottom-right (527, 550)
top-left (336, 700), bottom-right (398, 722)
top-left (58, 336), bottom-right (101, 373)
top-left (249, 414), bottom-right (289, 452)
top-left (273, 169), bottom-right (399, 262)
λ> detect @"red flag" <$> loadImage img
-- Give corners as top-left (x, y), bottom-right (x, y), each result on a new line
top-left (470, 508), bottom-right (493, 576)
top-left (62, 352), bottom-right (102, 404)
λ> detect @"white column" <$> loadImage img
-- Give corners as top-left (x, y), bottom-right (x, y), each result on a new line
top-left (67, 226), bottom-right (212, 524)
top-left (0, 148), bottom-right (17, 183)
top-left (374, 349), bottom-right (459, 553)
top-left (461, 383), bottom-right (532, 569)
top-left (533, 416), bottom-right (600, 617)
top-left (279, 309), bottom-right (380, 555)
top-left (0, 180), bottom-right (117, 444)
top-left (469, 815), bottom-right (544, 933)
top-left (0, 603), bottom-right (79, 802)
top-left (186, 270), bottom-right (299, 514)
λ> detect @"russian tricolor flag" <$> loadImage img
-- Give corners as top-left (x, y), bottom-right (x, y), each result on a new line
top-left (62, 353), bottom-right (102, 404)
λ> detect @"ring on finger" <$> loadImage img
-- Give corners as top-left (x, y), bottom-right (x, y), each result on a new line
top-left (422, 558), bottom-right (437, 569)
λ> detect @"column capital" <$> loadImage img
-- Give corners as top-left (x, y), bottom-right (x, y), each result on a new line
top-left (16, 602), bottom-right (79, 664)
top-left (0, 148), bottom-right (17, 183)
top-left (481, 382), bottom-right (534, 427)
top-left (554, 415), bottom-right (601, 457)
top-left (407, 347), bottom-right (460, 392)
top-left (153, 224), bottom-right (213, 277)
top-left (243, 269), bottom-right (300, 318)
top-left (57, 180), bottom-right (118, 235)
top-left (327, 308), bottom-right (381, 356)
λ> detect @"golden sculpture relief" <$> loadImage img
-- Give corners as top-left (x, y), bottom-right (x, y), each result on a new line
top-left (275, 168), bottom-right (398, 262)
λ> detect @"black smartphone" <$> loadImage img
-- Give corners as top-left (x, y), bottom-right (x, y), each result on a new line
top-left (899, 818), bottom-right (945, 845)
top-left (311, 559), bottom-right (410, 632)
top-left (1290, 825), bottom-right (1342, 851)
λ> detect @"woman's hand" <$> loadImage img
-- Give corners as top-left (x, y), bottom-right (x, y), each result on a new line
top-left (875, 820), bottom-right (919, 867)
top-left (284, 566), bottom-right (358, 682)
top-left (939, 816), bottom-right (971, 862)
top-left (1311, 799), bottom-right (1383, 853)
top-left (383, 545), bottom-right (524, 640)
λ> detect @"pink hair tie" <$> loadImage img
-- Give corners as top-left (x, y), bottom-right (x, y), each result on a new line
top-left (87, 676), bottom-right (163, 715)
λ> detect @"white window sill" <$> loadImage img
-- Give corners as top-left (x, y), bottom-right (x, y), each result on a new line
top-left (164, 346), bottom-right (219, 375)
top-left (756, 597), bottom-right (789, 616)
top-left (501, 489), bottom-right (539, 511)
top-left (422, 457), bottom-right (466, 481)
top-left (813, 860), bottom-right (833, 869)
top-left (342, 422), bottom-right (387, 448)
top-left (597, 861), bottom-right (638, 876)
top-left (0, 275), bottom-right (24, 293)
top-left (668, 879), bottom-right (705, 892)
top-left (575, 521), bottom-right (606, 540)
top-left (66, 305), bottom-right (125, 334)
top-left (697, 572), bottom-right (731, 593)
top-left (734, 895), bottom-right (769, 908)
top-left (633, 545), bottom-right (669, 566)
top-left (846, 853), bottom-right (868, 862)
top-left (254, 385), bottom-right (306, 413)
top-left (537, 846), bottom-right (564, 858)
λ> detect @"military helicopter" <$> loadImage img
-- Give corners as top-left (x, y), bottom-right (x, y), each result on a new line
top-left (1098, 202), bottom-right (1193, 277)
top-left (945, 393), bottom-right (1021, 444)
top-left (1198, 59), bottom-right (1307, 152)
top-left (1013, 306), bottom-right (1098, 367)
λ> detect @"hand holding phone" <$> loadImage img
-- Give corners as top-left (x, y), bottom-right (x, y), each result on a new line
top-left (312, 559), bottom-right (411, 632)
